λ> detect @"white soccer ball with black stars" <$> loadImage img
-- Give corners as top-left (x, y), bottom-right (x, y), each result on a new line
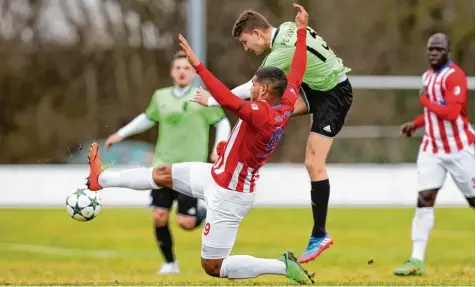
top-left (66, 188), bottom-right (102, 221)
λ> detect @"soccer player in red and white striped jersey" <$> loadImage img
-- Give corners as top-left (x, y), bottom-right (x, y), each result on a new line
top-left (394, 33), bottom-right (475, 276)
top-left (84, 4), bottom-right (314, 284)
top-left (209, 72), bottom-right (296, 193)
top-left (413, 57), bottom-right (474, 154)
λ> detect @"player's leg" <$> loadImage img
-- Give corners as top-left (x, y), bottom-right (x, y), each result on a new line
top-left (86, 143), bottom-right (205, 200)
top-left (150, 189), bottom-right (180, 274)
top-left (175, 194), bottom-right (206, 231)
top-left (447, 145), bottom-right (475, 208)
top-left (298, 81), bottom-right (353, 264)
top-left (199, 187), bottom-right (314, 284)
top-left (393, 151), bottom-right (447, 276)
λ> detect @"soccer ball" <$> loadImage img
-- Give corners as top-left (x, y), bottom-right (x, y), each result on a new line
top-left (66, 188), bottom-right (102, 222)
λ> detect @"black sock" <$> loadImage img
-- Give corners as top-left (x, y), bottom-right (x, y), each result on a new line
top-left (155, 225), bottom-right (174, 263)
top-left (311, 179), bottom-right (330, 238)
top-left (466, 196), bottom-right (475, 208)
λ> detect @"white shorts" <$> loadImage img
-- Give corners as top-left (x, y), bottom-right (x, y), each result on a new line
top-left (417, 144), bottom-right (475, 198)
top-left (171, 162), bottom-right (255, 259)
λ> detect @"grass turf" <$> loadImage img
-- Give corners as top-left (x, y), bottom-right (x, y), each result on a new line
top-left (0, 207), bottom-right (473, 286)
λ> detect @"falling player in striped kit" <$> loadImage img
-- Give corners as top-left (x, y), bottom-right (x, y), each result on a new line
top-left (394, 33), bottom-right (475, 276)
top-left (84, 4), bottom-right (314, 284)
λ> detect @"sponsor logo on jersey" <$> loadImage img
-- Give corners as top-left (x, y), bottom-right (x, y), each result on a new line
top-left (256, 152), bottom-right (270, 158)
top-left (275, 115), bottom-right (284, 123)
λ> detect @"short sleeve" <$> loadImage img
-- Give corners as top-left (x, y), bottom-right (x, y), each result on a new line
top-left (444, 71), bottom-right (467, 104)
top-left (235, 101), bottom-right (270, 128)
top-left (145, 91), bottom-right (160, 122)
top-left (260, 49), bottom-right (292, 73)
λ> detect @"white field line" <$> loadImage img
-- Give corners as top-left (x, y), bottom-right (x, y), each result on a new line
top-left (0, 243), bottom-right (117, 258)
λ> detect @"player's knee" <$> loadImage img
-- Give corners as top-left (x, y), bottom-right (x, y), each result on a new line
top-left (200, 257), bottom-right (224, 277)
top-left (176, 215), bottom-right (196, 230)
top-left (305, 159), bottom-right (326, 178)
top-left (417, 189), bottom-right (438, 207)
top-left (152, 209), bottom-right (169, 227)
top-left (152, 165), bottom-right (173, 187)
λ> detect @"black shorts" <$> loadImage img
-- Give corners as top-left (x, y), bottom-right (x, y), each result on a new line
top-left (300, 79), bottom-right (353, 138)
top-left (150, 188), bottom-right (199, 217)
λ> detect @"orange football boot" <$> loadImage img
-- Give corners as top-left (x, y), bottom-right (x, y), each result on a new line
top-left (86, 142), bottom-right (103, 191)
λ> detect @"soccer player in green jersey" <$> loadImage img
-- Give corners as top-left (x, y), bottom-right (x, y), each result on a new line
top-left (104, 51), bottom-right (231, 274)
top-left (192, 8), bottom-right (353, 264)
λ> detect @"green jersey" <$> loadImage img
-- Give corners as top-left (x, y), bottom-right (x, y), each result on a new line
top-left (261, 22), bottom-right (351, 91)
top-left (145, 86), bottom-right (225, 166)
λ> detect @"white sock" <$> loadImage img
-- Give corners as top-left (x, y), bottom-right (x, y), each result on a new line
top-left (219, 255), bottom-right (286, 279)
top-left (411, 207), bottom-right (434, 261)
top-left (98, 167), bottom-right (160, 190)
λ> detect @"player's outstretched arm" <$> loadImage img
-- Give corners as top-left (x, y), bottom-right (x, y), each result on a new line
top-left (178, 34), bottom-right (268, 127)
top-left (286, 4), bottom-right (308, 89)
top-left (280, 4), bottom-right (308, 109)
top-left (178, 34), bottom-right (244, 111)
top-left (203, 80), bottom-right (253, 107)
top-left (105, 113), bottom-right (155, 149)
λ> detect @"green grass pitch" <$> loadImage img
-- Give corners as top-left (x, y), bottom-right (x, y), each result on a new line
top-left (0, 207), bottom-right (473, 286)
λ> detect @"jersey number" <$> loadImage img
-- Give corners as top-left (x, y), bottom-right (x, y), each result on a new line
top-left (295, 27), bottom-right (330, 62)
top-left (203, 223), bottom-right (211, 236)
top-left (266, 127), bottom-right (284, 151)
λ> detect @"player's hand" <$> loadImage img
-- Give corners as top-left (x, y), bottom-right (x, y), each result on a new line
top-left (178, 34), bottom-right (201, 68)
top-left (105, 133), bottom-right (122, 150)
top-left (191, 87), bottom-right (211, 107)
top-left (400, 122), bottom-right (416, 137)
top-left (293, 3), bottom-right (309, 29)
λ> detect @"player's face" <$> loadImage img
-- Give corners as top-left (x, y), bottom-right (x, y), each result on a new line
top-left (238, 31), bottom-right (268, 55)
top-left (250, 76), bottom-right (267, 101)
top-left (426, 39), bottom-right (448, 69)
top-left (170, 58), bottom-right (195, 87)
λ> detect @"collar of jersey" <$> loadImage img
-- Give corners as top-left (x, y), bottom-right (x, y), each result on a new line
top-left (172, 86), bottom-right (192, 98)
top-left (270, 27), bottom-right (279, 48)
top-left (433, 61), bottom-right (452, 72)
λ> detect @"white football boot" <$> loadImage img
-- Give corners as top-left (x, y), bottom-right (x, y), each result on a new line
top-left (157, 261), bottom-right (180, 274)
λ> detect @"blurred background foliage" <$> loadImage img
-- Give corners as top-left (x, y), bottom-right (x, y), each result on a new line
top-left (0, 0), bottom-right (474, 163)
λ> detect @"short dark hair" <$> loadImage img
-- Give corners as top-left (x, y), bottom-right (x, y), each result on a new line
top-left (171, 51), bottom-right (187, 67)
top-left (254, 67), bottom-right (288, 97)
top-left (232, 10), bottom-right (271, 38)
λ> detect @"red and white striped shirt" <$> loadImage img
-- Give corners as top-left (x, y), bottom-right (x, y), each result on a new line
top-left (418, 62), bottom-right (474, 154)
top-left (211, 88), bottom-right (298, 193)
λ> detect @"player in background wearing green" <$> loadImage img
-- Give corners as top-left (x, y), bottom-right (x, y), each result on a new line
top-left (192, 10), bottom-right (352, 263)
top-left (105, 51), bottom-right (231, 274)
